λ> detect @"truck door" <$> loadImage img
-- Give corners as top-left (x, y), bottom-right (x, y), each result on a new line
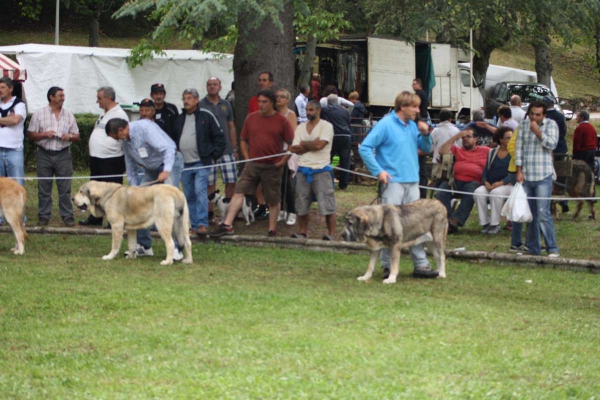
top-left (367, 37), bottom-right (415, 107)
top-left (430, 43), bottom-right (453, 108)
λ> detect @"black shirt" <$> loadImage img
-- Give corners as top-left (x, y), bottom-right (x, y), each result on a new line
top-left (415, 89), bottom-right (428, 119)
top-left (154, 102), bottom-right (180, 143)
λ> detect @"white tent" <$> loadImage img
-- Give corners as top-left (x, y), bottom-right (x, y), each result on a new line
top-left (0, 44), bottom-right (233, 114)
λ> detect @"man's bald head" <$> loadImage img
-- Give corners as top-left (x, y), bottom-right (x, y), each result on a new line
top-left (510, 95), bottom-right (522, 107)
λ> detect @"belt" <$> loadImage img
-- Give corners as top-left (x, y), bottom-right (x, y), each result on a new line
top-left (39, 146), bottom-right (69, 155)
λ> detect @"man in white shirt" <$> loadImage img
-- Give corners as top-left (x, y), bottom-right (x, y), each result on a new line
top-left (289, 100), bottom-right (336, 240)
top-left (0, 77), bottom-right (27, 186)
top-left (27, 86), bottom-right (80, 227)
top-left (295, 85), bottom-right (310, 123)
top-left (80, 86), bottom-right (128, 226)
top-left (509, 95), bottom-right (526, 124)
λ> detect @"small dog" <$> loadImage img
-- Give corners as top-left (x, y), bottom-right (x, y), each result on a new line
top-left (208, 190), bottom-right (254, 225)
top-left (0, 177), bottom-right (28, 255)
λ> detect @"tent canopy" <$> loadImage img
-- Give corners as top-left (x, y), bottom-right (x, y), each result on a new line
top-left (0, 53), bottom-right (27, 81)
top-left (0, 44), bottom-right (233, 114)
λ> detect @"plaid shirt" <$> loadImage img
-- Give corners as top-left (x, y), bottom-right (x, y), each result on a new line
top-left (515, 117), bottom-right (558, 182)
top-left (28, 105), bottom-right (79, 151)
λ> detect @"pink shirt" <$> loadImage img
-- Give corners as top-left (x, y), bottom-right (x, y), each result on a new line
top-left (451, 145), bottom-right (490, 183)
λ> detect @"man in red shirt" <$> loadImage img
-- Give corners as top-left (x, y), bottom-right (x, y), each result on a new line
top-left (211, 90), bottom-right (294, 237)
top-left (437, 127), bottom-right (491, 234)
top-left (573, 110), bottom-right (598, 170)
top-left (248, 71), bottom-right (274, 114)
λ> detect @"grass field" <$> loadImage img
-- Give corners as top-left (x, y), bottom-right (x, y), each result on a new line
top-left (1, 235), bottom-right (599, 399)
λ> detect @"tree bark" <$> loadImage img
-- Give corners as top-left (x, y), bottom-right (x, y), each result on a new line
top-left (296, 33), bottom-right (317, 94)
top-left (595, 22), bottom-right (600, 77)
top-left (89, 8), bottom-right (100, 47)
top-left (233, 1), bottom-right (294, 133)
top-left (533, 31), bottom-right (553, 88)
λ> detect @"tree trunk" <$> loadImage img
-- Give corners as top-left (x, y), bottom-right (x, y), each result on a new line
top-left (533, 32), bottom-right (553, 88)
top-left (296, 33), bottom-right (317, 94)
top-left (89, 11), bottom-right (100, 47)
top-left (233, 1), bottom-right (294, 132)
top-left (595, 22), bottom-right (600, 77)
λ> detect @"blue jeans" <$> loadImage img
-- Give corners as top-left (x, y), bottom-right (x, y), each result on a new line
top-left (511, 222), bottom-right (524, 247)
top-left (436, 179), bottom-right (479, 226)
top-left (181, 161), bottom-right (210, 230)
top-left (522, 175), bottom-right (558, 255)
top-left (136, 159), bottom-right (184, 249)
top-left (380, 182), bottom-right (430, 269)
top-left (0, 147), bottom-right (25, 186)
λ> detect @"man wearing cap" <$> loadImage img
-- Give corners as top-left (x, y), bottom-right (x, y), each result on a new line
top-left (138, 98), bottom-right (184, 188)
top-left (150, 83), bottom-right (179, 143)
top-left (200, 78), bottom-right (238, 204)
top-left (27, 86), bottom-right (80, 227)
top-left (104, 118), bottom-right (184, 260)
top-left (80, 86), bottom-right (128, 227)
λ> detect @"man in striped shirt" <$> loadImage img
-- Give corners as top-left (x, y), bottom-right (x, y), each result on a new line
top-left (515, 101), bottom-right (559, 257)
top-left (27, 87), bottom-right (80, 227)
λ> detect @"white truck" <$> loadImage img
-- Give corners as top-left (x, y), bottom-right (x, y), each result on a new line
top-left (301, 36), bottom-right (484, 119)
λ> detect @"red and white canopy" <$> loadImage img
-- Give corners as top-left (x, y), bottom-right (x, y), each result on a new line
top-left (0, 53), bottom-right (27, 81)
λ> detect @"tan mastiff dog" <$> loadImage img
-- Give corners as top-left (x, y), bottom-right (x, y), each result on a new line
top-left (0, 177), bottom-right (28, 255)
top-left (73, 181), bottom-right (192, 265)
top-left (342, 199), bottom-right (448, 283)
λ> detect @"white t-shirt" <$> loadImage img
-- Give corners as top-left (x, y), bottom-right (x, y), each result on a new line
top-left (0, 97), bottom-right (27, 149)
top-left (431, 121), bottom-right (461, 163)
top-left (89, 105), bottom-right (129, 158)
top-left (510, 106), bottom-right (526, 124)
top-left (293, 120), bottom-right (334, 169)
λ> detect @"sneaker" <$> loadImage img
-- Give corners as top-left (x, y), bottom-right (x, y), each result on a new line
top-left (286, 213), bottom-right (297, 225)
top-left (448, 222), bottom-right (459, 235)
top-left (383, 267), bottom-right (390, 280)
top-left (38, 219), bottom-right (50, 227)
top-left (267, 230), bottom-right (277, 237)
top-left (291, 232), bottom-right (307, 239)
top-left (253, 205), bottom-right (270, 221)
top-left (510, 244), bottom-right (529, 253)
top-left (322, 235), bottom-right (335, 241)
top-left (173, 248), bottom-right (184, 261)
top-left (125, 244), bottom-right (154, 257)
top-left (277, 211), bottom-right (288, 222)
top-left (209, 223), bottom-right (234, 237)
top-left (548, 252), bottom-right (560, 258)
top-left (480, 223), bottom-right (490, 234)
top-left (63, 218), bottom-right (76, 227)
top-left (413, 267), bottom-right (439, 279)
top-left (486, 225), bottom-right (501, 235)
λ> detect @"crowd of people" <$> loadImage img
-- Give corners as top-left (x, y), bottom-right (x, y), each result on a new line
top-left (1, 72), bottom-right (597, 263)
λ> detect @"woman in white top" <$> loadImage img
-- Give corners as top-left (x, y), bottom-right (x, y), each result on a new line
top-left (275, 89), bottom-right (298, 226)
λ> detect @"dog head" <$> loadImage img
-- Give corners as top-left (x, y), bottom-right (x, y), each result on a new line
top-left (208, 189), bottom-right (221, 203)
top-left (72, 182), bottom-right (106, 217)
top-left (342, 207), bottom-right (374, 243)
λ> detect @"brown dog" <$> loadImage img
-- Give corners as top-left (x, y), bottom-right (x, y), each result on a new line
top-left (552, 160), bottom-right (596, 220)
top-left (0, 177), bottom-right (28, 255)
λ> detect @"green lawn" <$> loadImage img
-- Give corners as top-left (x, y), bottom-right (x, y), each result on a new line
top-left (0, 235), bottom-right (599, 398)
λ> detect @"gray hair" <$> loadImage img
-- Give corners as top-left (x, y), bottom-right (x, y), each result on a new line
top-left (183, 88), bottom-right (200, 99)
top-left (472, 109), bottom-right (485, 121)
top-left (579, 110), bottom-right (590, 121)
top-left (327, 94), bottom-right (338, 105)
top-left (307, 100), bottom-right (321, 110)
top-left (98, 86), bottom-right (116, 101)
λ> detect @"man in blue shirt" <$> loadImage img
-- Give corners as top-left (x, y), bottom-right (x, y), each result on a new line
top-left (359, 91), bottom-right (437, 282)
top-left (105, 118), bottom-right (185, 260)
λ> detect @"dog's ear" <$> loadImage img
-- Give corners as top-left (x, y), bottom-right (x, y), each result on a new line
top-left (353, 213), bottom-right (370, 240)
top-left (216, 189), bottom-right (220, 194)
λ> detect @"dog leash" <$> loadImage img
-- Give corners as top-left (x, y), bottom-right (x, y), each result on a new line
top-left (138, 180), bottom-right (163, 187)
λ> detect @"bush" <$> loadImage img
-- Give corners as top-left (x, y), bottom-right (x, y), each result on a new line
top-left (25, 113), bottom-right (99, 172)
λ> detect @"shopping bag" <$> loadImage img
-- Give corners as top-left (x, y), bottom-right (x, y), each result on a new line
top-left (501, 182), bottom-right (533, 223)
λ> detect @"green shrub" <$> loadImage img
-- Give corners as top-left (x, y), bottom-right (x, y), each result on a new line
top-left (24, 113), bottom-right (99, 172)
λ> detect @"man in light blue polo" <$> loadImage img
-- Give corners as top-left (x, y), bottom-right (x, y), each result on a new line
top-left (105, 118), bottom-right (184, 261)
top-left (359, 91), bottom-right (437, 282)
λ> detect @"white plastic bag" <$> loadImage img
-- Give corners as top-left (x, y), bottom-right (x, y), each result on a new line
top-left (501, 182), bottom-right (533, 223)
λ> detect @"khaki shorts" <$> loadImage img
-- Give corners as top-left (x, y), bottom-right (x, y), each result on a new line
top-left (235, 161), bottom-right (282, 205)
top-left (295, 170), bottom-right (336, 216)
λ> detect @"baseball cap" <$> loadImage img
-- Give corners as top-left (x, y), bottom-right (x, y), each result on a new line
top-left (139, 98), bottom-right (155, 108)
top-left (150, 83), bottom-right (166, 93)
top-left (542, 95), bottom-right (554, 105)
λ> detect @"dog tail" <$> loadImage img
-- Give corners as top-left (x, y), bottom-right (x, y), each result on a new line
top-left (174, 195), bottom-right (193, 263)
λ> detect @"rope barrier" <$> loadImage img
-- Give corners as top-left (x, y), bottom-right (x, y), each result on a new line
top-left (4, 151), bottom-right (599, 201)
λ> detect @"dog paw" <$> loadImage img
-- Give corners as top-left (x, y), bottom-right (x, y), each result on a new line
top-left (383, 277), bottom-right (397, 284)
top-left (12, 249), bottom-right (24, 255)
top-left (160, 259), bottom-right (173, 266)
top-left (102, 254), bottom-right (115, 260)
top-left (357, 275), bottom-right (371, 282)
top-left (125, 254), bottom-right (137, 260)
top-left (438, 272), bottom-right (447, 278)
top-left (182, 258), bottom-right (193, 264)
